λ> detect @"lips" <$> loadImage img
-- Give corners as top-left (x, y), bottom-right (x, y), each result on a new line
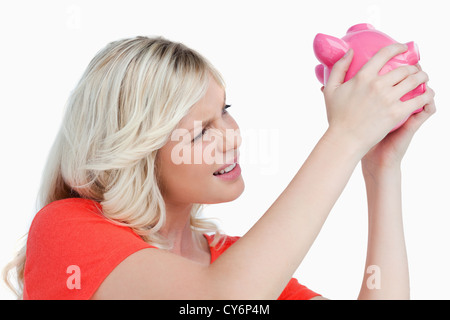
top-left (213, 156), bottom-right (239, 175)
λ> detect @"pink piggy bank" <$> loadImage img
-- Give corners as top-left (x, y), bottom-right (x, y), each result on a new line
top-left (313, 23), bottom-right (425, 131)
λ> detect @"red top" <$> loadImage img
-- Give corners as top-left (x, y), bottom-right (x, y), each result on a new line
top-left (23, 198), bottom-right (319, 300)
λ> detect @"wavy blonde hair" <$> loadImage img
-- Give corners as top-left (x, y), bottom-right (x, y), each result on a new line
top-left (3, 36), bottom-right (225, 298)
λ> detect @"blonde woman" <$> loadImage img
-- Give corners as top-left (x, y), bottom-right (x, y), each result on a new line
top-left (3, 36), bottom-right (435, 300)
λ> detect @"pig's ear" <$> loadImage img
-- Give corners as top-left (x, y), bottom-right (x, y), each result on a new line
top-left (347, 23), bottom-right (375, 33)
top-left (313, 33), bottom-right (349, 67)
top-left (315, 64), bottom-right (325, 84)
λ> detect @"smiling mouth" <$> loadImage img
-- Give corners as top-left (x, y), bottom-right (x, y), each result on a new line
top-left (213, 162), bottom-right (237, 176)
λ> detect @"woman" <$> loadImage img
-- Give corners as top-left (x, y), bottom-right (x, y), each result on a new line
top-left (3, 36), bottom-right (435, 299)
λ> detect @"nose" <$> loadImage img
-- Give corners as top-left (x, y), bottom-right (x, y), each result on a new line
top-left (209, 124), bottom-right (242, 156)
top-left (220, 127), bottom-right (242, 154)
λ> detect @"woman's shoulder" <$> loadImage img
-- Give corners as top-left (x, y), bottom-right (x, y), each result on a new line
top-left (24, 197), bottom-right (152, 299)
top-left (32, 197), bottom-right (102, 223)
top-left (30, 198), bottom-right (128, 234)
top-left (28, 197), bottom-right (145, 245)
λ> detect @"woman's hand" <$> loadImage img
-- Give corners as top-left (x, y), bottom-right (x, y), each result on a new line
top-left (361, 84), bottom-right (436, 174)
top-left (360, 64), bottom-right (436, 172)
top-left (322, 44), bottom-right (435, 157)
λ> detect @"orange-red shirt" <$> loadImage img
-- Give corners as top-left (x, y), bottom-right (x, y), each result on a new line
top-left (23, 198), bottom-right (319, 300)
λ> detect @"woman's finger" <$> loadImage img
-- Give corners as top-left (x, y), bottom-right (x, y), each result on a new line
top-left (358, 43), bottom-right (408, 76)
top-left (401, 85), bottom-right (435, 117)
top-left (393, 70), bottom-right (429, 100)
top-left (401, 97), bottom-right (436, 134)
top-left (325, 49), bottom-right (354, 90)
top-left (381, 65), bottom-right (419, 86)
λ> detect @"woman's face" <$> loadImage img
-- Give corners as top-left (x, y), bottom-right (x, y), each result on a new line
top-left (157, 77), bottom-right (244, 205)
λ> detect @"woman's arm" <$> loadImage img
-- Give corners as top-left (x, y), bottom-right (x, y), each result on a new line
top-left (210, 127), bottom-right (365, 298)
top-left (92, 125), bottom-right (365, 300)
top-left (358, 165), bottom-right (409, 299)
top-left (92, 45), bottom-right (434, 300)
top-left (358, 95), bottom-right (436, 299)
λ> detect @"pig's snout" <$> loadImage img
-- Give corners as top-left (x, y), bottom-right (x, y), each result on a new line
top-left (401, 41), bottom-right (420, 65)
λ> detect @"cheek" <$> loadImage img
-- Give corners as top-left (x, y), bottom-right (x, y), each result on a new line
top-left (160, 159), bottom-right (216, 201)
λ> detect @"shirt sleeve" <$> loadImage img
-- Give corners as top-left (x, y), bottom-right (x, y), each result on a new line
top-left (277, 278), bottom-right (321, 300)
top-left (23, 198), bottom-right (153, 300)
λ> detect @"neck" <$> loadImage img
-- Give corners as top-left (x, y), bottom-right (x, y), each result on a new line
top-left (159, 201), bottom-right (204, 258)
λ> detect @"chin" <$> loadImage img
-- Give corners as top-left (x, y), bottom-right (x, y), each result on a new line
top-left (217, 177), bottom-right (245, 203)
top-left (210, 178), bottom-right (245, 204)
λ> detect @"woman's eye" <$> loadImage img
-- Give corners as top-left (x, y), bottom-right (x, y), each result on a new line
top-left (193, 126), bottom-right (209, 142)
top-left (192, 105), bottom-right (231, 142)
top-left (223, 104), bottom-right (231, 114)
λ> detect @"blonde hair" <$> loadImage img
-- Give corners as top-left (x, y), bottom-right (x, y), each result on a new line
top-left (3, 36), bottom-right (225, 298)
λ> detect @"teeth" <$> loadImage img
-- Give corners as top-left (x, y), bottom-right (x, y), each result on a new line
top-left (215, 163), bottom-right (237, 175)
top-left (224, 163), bottom-right (237, 172)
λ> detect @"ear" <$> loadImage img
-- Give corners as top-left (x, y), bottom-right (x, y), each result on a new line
top-left (313, 33), bottom-right (350, 67)
top-left (315, 64), bottom-right (325, 84)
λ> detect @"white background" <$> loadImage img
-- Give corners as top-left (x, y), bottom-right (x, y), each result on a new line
top-left (1, 0), bottom-right (448, 300)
